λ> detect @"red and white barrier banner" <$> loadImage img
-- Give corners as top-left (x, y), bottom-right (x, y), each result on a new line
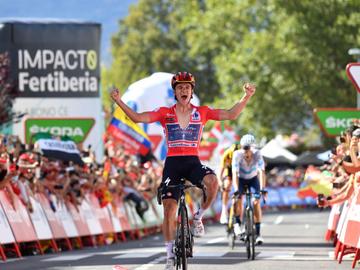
top-left (327, 203), bottom-right (341, 231)
top-left (336, 200), bottom-right (350, 236)
top-left (67, 202), bottom-right (91, 237)
top-left (29, 197), bottom-right (54, 240)
top-left (87, 194), bottom-right (114, 234)
top-left (35, 193), bottom-right (67, 239)
top-left (325, 203), bottom-right (341, 240)
top-left (0, 191), bottom-right (37, 243)
top-left (0, 202), bottom-right (16, 244)
top-left (342, 186), bottom-right (360, 247)
top-left (115, 199), bottom-right (131, 232)
top-left (80, 199), bottom-right (103, 235)
top-left (142, 199), bottom-right (161, 227)
top-left (107, 204), bottom-right (123, 233)
top-left (124, 202), bottom-right (142, 230)
top-left (55, 200), bottom-right (79, 238)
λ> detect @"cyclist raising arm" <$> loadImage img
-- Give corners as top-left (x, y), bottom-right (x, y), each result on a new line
top-left (232, 134), bottom-right (266, 245)
top-left (111, 72), bottom-right (255, 270)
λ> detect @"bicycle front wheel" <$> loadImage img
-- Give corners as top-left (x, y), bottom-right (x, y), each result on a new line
top-left (245, 208), bottom-right (251, 259)
top-left (179, 204), bottom-right (188, 270)
top-left (249, 208), bottom-right (255, 260)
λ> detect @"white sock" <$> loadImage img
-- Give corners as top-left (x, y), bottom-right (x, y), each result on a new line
top-left (221, 205), bottom-right (227, 214)
top-left (194, 207), bottom-right (206, 220)
top-left (165, 241), bottom-right (174, 258)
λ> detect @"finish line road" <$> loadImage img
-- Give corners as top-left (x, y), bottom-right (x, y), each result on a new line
top-left (1, 210), bottom-right (353, 270)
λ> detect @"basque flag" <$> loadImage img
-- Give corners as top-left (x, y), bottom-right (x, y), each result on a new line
top-left (107, 107), bottom-right (152, 156)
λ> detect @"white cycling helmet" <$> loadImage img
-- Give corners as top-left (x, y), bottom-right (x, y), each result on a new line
top-left (240, 134), bottom-right (256, 148)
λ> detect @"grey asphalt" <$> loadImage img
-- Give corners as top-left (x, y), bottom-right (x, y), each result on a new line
top-left (0, 209), bottom-right (355, 270)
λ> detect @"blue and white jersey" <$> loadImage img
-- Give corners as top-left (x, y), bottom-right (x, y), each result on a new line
top-left (232, 147), bottom-right (265, 180)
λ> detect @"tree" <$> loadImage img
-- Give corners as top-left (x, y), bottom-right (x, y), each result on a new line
top-left (102, 0), bottom-right (220, 107)
top-left (186, 0), bottom-right (358, 137)
top-left (104, 0), bottom-right (360, 141)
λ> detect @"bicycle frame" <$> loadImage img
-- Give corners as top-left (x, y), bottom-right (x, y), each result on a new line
top-left (243, 184), bottom-right (256, 260)
top-left (158, 180), bottom-right (206, 270)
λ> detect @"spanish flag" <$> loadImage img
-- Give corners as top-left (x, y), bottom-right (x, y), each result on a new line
top-left (107, 107), bottom-right (152, 156)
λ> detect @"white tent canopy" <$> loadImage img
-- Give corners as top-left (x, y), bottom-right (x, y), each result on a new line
top-left (260, 139), bottom-right (297, 163)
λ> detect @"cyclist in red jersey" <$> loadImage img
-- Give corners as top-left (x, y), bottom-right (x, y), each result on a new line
top-left (111, 72), bottom-right (255, 270)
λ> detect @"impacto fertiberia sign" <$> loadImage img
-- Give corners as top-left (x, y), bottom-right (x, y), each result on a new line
top-left (313, 108), bottom-right (360, 137)
top-left (0, 20), bottom-right (104, 160)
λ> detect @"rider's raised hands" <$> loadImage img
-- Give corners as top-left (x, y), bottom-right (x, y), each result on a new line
top-left (243, 83), bottom-right (256, 97)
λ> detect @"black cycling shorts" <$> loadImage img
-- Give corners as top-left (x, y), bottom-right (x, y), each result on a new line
top-left (161, 156), bottom-right (215, 201)
top-left (225, 166), bottom-right (232, 179)
top-left (238, 176), bottom-right (261, 199)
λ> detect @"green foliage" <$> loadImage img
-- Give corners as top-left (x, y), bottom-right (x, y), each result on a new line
top-left (104, 0), bottom-right (360, 141)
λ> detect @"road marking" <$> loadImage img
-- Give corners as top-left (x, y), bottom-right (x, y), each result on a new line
top-left (133, 256), bottom-right (166, 270)
top-left (274, 215), bottom-right (284, 225)
top-left (193, 251), bottom-right (227, 257)
top-left (42, 254), bottom-right (94, 262)
top-left (113, 252), bottom-right (159, 259)
top-left (99, 247), bottom-right (164, 255)
top-left (207, 237), bottom-right (226, 244)
top-left (257, 251), bottom-right (295, 259)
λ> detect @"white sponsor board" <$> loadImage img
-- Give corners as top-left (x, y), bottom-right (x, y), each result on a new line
top-left (0, 203), bottom-right (16, 244)
top-left (80, 199), bottom-right (103, 235)
top-left (29, 197), bottom-right (53, 240)
top-left (107, 204), bottom-right (123, 233)
top-left (55, 201), bottom-right (79, 238)
top-left (12, 98), bottom-right (104, 161)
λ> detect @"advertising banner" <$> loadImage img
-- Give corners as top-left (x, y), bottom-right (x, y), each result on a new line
top-left (0, 20), bottom-right (104, 160)
top-left (25, 118), bottom-right (95, 144)
top-left (0, 203), bottom-right (16, 244)
top-left (0, 190), bottom-right (38, 243)
top-left (313, 108), bottom-right (360, 137)
top-left (0, 21), bottom-right (100, 98)
top-left (29, 197), bottom-right (53, 240)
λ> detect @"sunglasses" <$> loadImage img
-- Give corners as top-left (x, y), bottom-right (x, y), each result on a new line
top-left (243, 145), bottom-right (250, 150)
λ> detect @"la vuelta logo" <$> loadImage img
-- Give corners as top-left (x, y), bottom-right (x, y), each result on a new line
top-left (17, 49), bottom-right (99, 97)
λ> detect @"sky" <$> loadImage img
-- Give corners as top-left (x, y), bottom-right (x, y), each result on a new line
top-left (0, 0), bottom-right (138, 65)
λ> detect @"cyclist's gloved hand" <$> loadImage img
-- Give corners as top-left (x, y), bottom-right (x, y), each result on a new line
top-left (233, 190), bottom-right (240, 197)
top-left (260, 189), bottom-right (268, 201)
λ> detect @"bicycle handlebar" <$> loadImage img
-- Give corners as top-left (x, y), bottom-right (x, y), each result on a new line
top-left (157, 183), bottom-right (207, 205)
top-left (232, 189), bottom-right (267, 204)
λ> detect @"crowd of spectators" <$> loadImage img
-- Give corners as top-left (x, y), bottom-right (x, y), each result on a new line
top-left (316, 119), bottom-right (360, 208)
top-left (0, 133), bottom-right (163, 220)
top-left (266, 167), bottom-right (305, 188)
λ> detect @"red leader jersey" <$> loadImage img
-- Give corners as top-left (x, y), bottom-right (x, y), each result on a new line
top-left (148, 104), bottom-right (221, 157)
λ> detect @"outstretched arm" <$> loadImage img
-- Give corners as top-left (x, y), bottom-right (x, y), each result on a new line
top-left (210, 83), bottom-right (256, 121)
top-left (110, 88), bottom-right (156, 123)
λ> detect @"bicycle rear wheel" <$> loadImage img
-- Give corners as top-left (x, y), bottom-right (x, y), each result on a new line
top-left (228, 229), bottom-right (236, 250)
top-left (227, 205), bottom-right (235, 249)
